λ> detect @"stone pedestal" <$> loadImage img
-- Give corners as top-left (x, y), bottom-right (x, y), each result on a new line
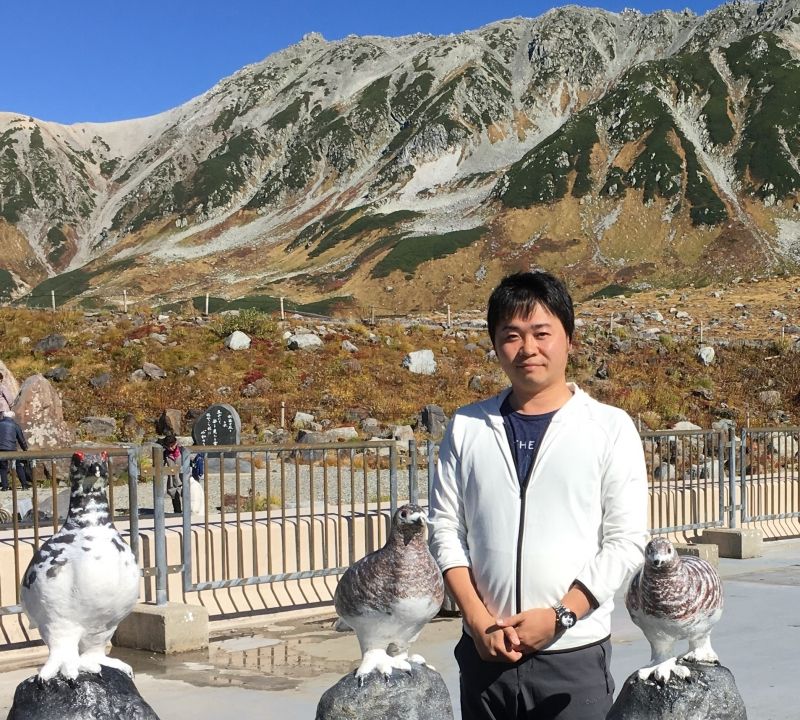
top-left (112, 602), bottom-right (208, 654)
top-left (607, 662), bottom-right (746, 720)
top-left (316, 663), bottom-right (453, 720)
top-left (698, 528), bottom-right (762, 559)
top-left (7, 667), bottom-right (160, 720)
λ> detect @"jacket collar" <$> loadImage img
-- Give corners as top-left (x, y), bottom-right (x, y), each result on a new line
top-left (484, 382), bottom-right (587, 428)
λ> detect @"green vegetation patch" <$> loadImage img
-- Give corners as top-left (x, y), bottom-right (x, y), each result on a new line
top-left (500, 113), bottom-right (598, 207)
top-left (29, 127), bottom-right (45, 151)
top-left (267, 93), bottom-right (311, 131)
top-left (0, 268), bottom-right (16, 301)
top-left (46, 226), bottom-right (69, 266)
top-left (392, 72), bottom-right (434, 119)
top-left (371, 226), bottom-right (486, 278)
top-left (724, 33), bottom-right (800, 200)
top-left (308, 209), bottom-right (420, 257)
top-left (99, 158), bottom-right (120, 178)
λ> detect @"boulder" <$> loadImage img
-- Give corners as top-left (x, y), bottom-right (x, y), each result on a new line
top-left (7, 667), bottom-right (160, 720)
top-left (341, 340), bottom-right (359, 353)
top-left (0, 360), bottom-right (20, 398)
top-left (293, 411), bottom-right (317, 430)
top-left (316, 664), bottom-right (453, 720)
top-left (44, 367), bottom-right (69, 383)
top-left (142, 362), bottom-right (167, 380)
top-left (12, 375), bottom-right (73, 448)
top-left (155, 409), bottom-right (183, 436)
top-left (392, 424), bottom-right (416, 450)
top-left (325, 427), bottom-right (359, 442)
top-left (468, 375), bottom-right (483, 392)
top-left (79, 416), bottom-right (117, 439)
top-left (341, 358), bottom-right (362, 373)
top-left (418, 404), bottom-right (448, 439)
top-left (89, 372), bottom-right (111, 389)
top-left (129, 369), bottom-right (148, 383)
top-left (294, 430), bottom-right (332, 461)
top-left (697, 346), bottom-right (715, 366)
top-left (757, 390), bottom-right (781, 408)
top-left (225, 330), bottom-right (251, 350)
top-left (33, 334), bottom-right (67, 355)
top-left (402, 349), bottom-right (437, 375)
top-left (120, 414), bottom-right (145, 443)
top-left (287, 333), bottom-right (323, 351)
top-left (606, 662), bottom-right (745, 720)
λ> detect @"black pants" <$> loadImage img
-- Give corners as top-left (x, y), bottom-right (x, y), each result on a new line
top-left (455, 633), bottom-right (614, 720)
top-left (0, 459), bottom-right (32, 491)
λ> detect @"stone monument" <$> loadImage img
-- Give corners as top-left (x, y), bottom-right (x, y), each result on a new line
top-left (191, 402), bottom-right (241, 449)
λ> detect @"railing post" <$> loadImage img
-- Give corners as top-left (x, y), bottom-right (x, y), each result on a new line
top-left (408, 438), bottom-right (418, 504)
top-left (389, 442), bottom-right (398, 516)
top-left (127, 447), bottom-right (140, 564)
top-left (427, 440), bottom-right (435, 509)
top-left (152, 446), bottom-right (168, 606)
top-left (182, 454), bottom-right (193, 593)
top-left (727, 425), bottom-right (737, 529)
top-left (739, 428), bottom-right (748, 524)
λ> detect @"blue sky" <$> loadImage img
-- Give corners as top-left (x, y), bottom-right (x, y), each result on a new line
top-left (3, 0), bottom-right (723, 125)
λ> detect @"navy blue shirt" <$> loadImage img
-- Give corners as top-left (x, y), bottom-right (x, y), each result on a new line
top-left (500, 396), bottom-right (557, 488)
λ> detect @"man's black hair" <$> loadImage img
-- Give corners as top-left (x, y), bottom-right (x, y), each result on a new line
top-left (162, 433), bottom-right (178, 447)
top-left (487, 271), bottom-right (575, 344)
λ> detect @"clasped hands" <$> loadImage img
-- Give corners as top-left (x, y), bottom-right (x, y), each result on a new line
top-left (468, 608), bottom-right (558, 663)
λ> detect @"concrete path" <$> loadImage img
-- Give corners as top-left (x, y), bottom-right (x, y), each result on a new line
top-left (1, 538), bottom-right (798, 719)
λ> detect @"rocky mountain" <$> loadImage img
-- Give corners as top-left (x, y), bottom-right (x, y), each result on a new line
top-left (1, 0), bottom-right (799, 311)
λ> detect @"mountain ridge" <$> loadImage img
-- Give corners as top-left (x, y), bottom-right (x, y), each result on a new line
top-left (1, 0), bottom-right (799, 309)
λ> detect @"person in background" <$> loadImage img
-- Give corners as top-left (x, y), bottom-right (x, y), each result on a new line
top-left (429, 271), bottom-right (648, 720)
top-left (0, 410), bottom-right (32, 491)
top-left (161, 433), bottom-right (190, 513)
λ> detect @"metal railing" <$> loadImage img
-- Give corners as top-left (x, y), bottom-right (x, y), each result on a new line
top-left (1, 426), bottom-right (798, 623)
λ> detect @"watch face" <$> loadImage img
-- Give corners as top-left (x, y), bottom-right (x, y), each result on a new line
top-left (562, 613), bottom-right (576, 628)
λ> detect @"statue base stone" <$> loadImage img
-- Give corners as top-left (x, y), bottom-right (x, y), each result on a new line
top-left (316, 663), bottom-right (453, 720)
top-left (607, 661), bottom-right (746, 720)
top-left (7, 666), bottom-right (160, 720)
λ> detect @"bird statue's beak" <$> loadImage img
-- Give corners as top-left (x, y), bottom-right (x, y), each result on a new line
top-left (408, 511), bottom-right (425, 524)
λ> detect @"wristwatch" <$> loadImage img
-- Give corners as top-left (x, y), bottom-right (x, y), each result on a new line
top-left (553, 603), bottom-right (577, 631)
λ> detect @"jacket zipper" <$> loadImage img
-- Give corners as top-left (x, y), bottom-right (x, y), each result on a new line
top-left (513, 419), bottom-right (561, 615)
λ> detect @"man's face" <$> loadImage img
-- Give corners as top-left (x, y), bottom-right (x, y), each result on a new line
top-left (493, 304), bottom-right (571, 396)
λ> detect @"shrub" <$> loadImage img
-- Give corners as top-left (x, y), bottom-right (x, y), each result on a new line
top-left (212, 308), bottom-right (276, 339)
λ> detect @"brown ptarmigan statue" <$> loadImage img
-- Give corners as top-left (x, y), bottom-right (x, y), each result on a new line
top-left (334, 503), bottom-right (444, 680)
top-left (626, 536), bottom-right (723, 683)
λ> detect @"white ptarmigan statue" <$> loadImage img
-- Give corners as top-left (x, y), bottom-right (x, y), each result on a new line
top-left (20, 452), bottom-right (140, 681)
top-left (334, 503), bottom-right (444, 679)
top-left (626, 536), bottom-right (723, 683)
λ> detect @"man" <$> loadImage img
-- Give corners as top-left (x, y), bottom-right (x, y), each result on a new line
top-left (429, 272), bottom-right (648, 719)
top-left (0, 410), bottom-right (32, 491)
top-left (161, 433), bottom-right (190, 513)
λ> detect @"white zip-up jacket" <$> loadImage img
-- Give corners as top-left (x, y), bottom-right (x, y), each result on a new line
top-left (429, 384), bottom-right (648, 652)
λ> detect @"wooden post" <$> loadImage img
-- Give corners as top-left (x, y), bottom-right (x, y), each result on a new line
top-left (123, 289), bottom-right (128, 313)
top-left (446, 304), bottom-right (451, 328)
top-left (280, 296), bottom-right (285, 321)
top-left (51, 290), bottom-right (56, 312)
top-left (370, 306), bottom-right (375, 325)
top-left (610, 315), bottom-right (614, 335)
top-left (204, 293), bottom-right (209, 316)
top-left (781, 325), bottom-right (785, 344)
top-left (280, 401), bottom-right (286, 429)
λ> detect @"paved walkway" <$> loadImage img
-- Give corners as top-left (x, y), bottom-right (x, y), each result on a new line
top-left (1, 538), bottom-right (798, 719)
